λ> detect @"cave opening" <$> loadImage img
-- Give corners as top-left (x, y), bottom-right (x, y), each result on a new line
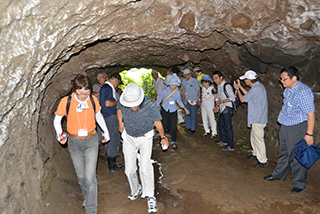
top-left (1, 0), bottom-right (320, 212)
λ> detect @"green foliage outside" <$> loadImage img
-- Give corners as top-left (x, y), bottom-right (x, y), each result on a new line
top-left (119, 68), bottom-right (164, 98)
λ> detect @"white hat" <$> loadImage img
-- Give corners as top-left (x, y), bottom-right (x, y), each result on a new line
top-left (239, 70), bottom-right (257, 80)
top-left (183, 68), bottom-right (191, 75)
top-left (120, 83), bottom-right (144, 107)
top-left (193, 67), bottom-right (202, 72)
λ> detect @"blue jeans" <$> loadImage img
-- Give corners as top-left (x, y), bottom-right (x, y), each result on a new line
top-left (218, 107), bottom-right (234, 148)
top-left (68, 134), bottom-right (99, 214)
top-left (185, 102), bottom-right (198, 131)
top-left (104, 114), bottom-right (121, 158)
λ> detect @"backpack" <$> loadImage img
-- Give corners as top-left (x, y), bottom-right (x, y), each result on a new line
top-left (223, 82), bottom-right (242, 112)
top-left (66, 94), bottom-right (96, 116)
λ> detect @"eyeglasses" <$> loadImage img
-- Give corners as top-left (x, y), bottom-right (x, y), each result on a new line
top-left (76, 90), bottom-right (90, 96)
top-left (279, 77), bottom-right (290, 82)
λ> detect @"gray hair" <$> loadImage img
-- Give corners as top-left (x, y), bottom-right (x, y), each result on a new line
top-left (97, 72), bottom-right (107, 80)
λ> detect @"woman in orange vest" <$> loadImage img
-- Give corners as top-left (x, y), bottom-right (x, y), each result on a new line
top-left (53, 75), bottom-right (110, 214)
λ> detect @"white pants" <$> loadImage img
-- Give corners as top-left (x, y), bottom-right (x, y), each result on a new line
top-left (122, 129), bottom-right (155, 198)
top-left (251, 123), bottom-right (268, 163)
top-left (201, 106), bottom-right (217, 135)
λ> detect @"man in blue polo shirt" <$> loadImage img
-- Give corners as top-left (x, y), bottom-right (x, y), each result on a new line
top-left (99, 73), bottom-right (124, 172)
top-left (264, 66), bottom-right (315, 194)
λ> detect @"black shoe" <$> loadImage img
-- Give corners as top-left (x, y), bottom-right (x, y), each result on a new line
top-left (221, 146), bottom-right (234, 151)
top-left (184, 128), bottom-right (190, 132)
top-left (291, 187), bottom-right (305, 194)
top-left (172, 143), bottom-right (178, 150)
top-left (107, 157), bottom-right (124, 173)
top-left (247, 155), bottom-right (257, 160)
top-left (190, 130), bottom-right (195, 134)
top-left (263, 174), bottom-right (276, 181)
top-left (254, 161), bottom-right (269, 168)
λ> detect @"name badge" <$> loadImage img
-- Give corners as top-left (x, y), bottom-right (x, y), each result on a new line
top-left (78, 129), bottom-right (88, 137)
top-left (169, 101), bottom-right (175, 105)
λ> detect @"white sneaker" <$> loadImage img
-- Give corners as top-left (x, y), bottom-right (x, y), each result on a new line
top-left (147, 197), bottom-right (158, 213)
top-left (128, 185), bottom-right (142, 200)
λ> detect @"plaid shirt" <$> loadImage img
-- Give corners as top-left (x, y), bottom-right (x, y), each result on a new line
top-left (278, 81), bottom-right (314, 126)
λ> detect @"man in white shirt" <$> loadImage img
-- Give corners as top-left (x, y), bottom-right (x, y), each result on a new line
top-left (213, 70), bottom-right (235, 151)
top-left (151, 70), bottom-right (166, 101)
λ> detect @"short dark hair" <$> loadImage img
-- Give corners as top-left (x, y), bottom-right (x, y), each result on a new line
top-left (73, 75), bottom-right (92, 92)
top-left (249, 79), bottom-right (258, 83)
top-left (201, 80), bottom-right (212, 85)
top-left (212, 70), bottom-right (223, 78)
top-left (280, 66), bottom-right (299, 80)
top-left (171, 66), bottom-right (180, 75)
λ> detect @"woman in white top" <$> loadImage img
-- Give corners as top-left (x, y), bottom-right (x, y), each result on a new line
top-left (201, 74), bottom-right (217, 138)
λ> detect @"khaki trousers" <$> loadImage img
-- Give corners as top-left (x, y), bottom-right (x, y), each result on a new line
top-left (250, 123), bottom-right (267, 163)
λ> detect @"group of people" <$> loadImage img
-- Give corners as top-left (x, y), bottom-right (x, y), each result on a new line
top-left (53, 65), bottom-right (315, 214)
top-left (152, 65), bottom-right (316, 195)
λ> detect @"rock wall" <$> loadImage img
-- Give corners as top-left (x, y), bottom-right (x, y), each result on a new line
top-left (0, 0), bottom-right (319, 213)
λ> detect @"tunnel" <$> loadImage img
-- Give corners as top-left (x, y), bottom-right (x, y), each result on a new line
top-left (0, 0), bottom-right (320, 213)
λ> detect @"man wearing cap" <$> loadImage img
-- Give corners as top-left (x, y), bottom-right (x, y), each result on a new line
top-left (92, 72), bottom-right (107, 98)
top-left (234, 70), bottom-right (269, 168)
top-left (193, 67), bottom-right (205, 87)
top-left (263, 66), bottom-right (315, 194)
top-left (99, 73), bottom-right (124, 172)
top-left (181, 68), bottom-right (201, 133)
top-left (117, 83), bottom-right (169, 213)
top-left (151, 70), bottom-right (166, 101)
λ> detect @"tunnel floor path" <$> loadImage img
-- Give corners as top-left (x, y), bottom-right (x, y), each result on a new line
top-left (43, 123), bottom-right (320, 214)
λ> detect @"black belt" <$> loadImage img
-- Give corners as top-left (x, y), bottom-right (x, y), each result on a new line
top-left (128, 133), bottom-right (146, 138)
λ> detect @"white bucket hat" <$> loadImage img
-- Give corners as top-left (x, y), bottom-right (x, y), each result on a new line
top-left (239, 70), bottom-right (257, 80)
top-left (120, 83), bottom-right (144, 107)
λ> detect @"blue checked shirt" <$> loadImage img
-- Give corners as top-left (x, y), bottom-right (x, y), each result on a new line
top-left (278, 81), bottom-right (315, 126)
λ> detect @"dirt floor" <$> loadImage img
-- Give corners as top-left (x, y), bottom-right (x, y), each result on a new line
top-left (42, 123), bottom-right (320, 214)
